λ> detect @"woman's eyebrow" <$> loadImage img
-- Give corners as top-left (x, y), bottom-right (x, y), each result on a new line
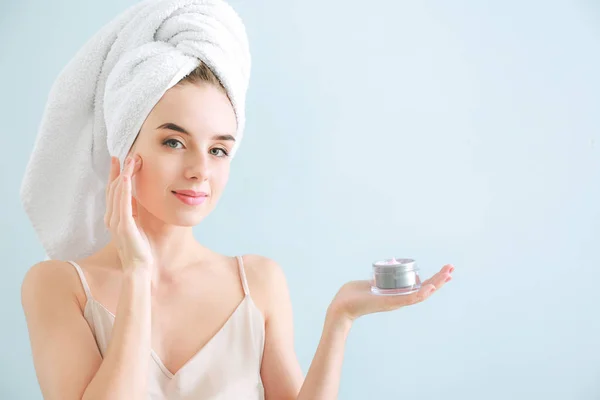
top-left (156, 122), bottom-right (236, 141)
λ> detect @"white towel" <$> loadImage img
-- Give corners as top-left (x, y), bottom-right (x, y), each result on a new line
top-left (19, 0), bottom-right (251, 261)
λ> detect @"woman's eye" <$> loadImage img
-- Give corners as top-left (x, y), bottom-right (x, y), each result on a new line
top-left (211, 148), bottom-right (230, 157)
top-left (162, 139), bottom-right (229, 157)
top-left (163, 138), bottom-right (183, 149)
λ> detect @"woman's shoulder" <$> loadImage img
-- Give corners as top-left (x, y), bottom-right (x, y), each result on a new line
top-left (21, 260), bottom-right (85, 312)
top-left (239, 254), bottom-right (291, 313)
top-left (22, 259), bottom-right (76, 291)
top-left (239, 254), bottom-right (287, 283)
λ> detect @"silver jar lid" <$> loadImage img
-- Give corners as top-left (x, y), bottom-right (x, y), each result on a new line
top-left (372, 257), bottom-right (417, 273)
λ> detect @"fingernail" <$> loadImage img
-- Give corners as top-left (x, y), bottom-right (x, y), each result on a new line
top-left (445, 276), bottom-right (452, 282)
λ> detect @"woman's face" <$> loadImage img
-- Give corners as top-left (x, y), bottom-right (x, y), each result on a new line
top-left (127, 81), bottom-right (237, 226)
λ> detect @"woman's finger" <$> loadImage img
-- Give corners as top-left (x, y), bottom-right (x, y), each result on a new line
top-left (110, 171), bottom-right (123, 229)
top-left (416, 266), bottom-right (454, 300)
top-left (105, 157), bottom-right (120, 227)
top-left (421, 273), bottom-right (447, 290)
top-left (421, 264), bottom-right (453, 287)
top-left (384, 268), bottom-right (453, 309)
top-left (132, 155), bottom-right (142, 175)
top-left (131, 195), bottom-right (138, 219)
top-left (130, 156), bottom-right (142, 219)
top-left (121, 157), bottom-right (134, 224)
top-left (108, 157), bottom-right (120, 184)
top-left (107, 175), bottom-right (120, 225)
top-left (416, 283), bottom-right (438, 301)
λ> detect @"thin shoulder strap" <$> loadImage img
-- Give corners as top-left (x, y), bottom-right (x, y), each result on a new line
top-left (66, 260), bottom-right (92, 300)
top-left (236, 255), bottom-right (250, 296)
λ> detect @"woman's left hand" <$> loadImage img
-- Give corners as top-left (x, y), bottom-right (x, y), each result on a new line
top-left (328, 264), bottom-right (454, 323)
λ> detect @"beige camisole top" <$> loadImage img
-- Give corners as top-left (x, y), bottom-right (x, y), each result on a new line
top-left (67, 256), bottom-right (265, 399)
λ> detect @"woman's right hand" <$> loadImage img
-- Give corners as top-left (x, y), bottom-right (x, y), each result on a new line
top-left (104, 154), bottom-right (154, 271)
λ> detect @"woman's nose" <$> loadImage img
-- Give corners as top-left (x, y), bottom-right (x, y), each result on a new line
top-left (185, 153), bottom-right (211, 180)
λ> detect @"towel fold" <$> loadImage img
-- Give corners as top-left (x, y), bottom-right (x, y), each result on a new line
top-left (19, 0), bottom-right (251, 261)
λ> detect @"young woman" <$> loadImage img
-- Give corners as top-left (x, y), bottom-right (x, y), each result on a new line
top-left (21, 61), bottom-right (453, 400)
top-left (20, 3), bottom-right (454, 400)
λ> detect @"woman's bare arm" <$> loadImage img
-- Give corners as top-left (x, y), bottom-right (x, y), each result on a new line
top-left (21, 260), bottom-right (152, 400)
top-left (259, 256), bottom-right (453, 400)
top-left (258, 256), bottom-right (350, 400)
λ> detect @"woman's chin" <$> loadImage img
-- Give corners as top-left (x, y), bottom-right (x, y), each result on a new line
top-left (167, 210), bottom-right (210, 226)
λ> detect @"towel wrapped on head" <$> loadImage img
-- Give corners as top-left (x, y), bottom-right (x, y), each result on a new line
top-left (19, 0), bottom-right (251, 262)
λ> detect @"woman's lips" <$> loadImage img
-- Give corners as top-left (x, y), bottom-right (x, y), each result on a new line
top-left (172, 191), bottom-right (207, 206)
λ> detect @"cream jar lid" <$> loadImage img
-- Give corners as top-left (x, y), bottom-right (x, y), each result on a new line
top-left (372, 258), bottom-right (417, 274)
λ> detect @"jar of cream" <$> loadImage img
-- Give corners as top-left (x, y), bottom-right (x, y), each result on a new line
top-left (371, 257), bottom-right (421, 296)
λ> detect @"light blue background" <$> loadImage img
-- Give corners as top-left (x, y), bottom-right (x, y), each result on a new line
top-left (1, 1), bottom-right (599, 399)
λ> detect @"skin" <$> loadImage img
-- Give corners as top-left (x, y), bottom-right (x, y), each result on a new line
top-left (21, 81), bottom-right (454, 400)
